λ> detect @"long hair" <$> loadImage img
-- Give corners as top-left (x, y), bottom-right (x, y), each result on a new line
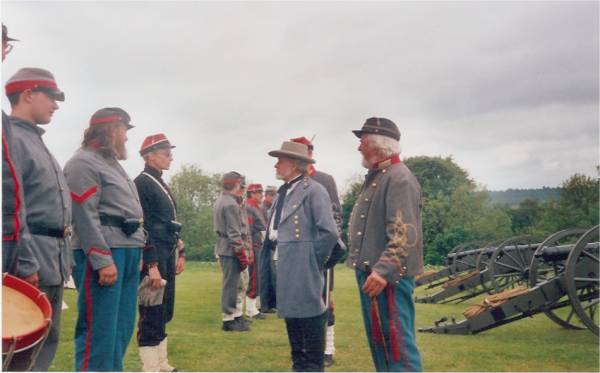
top-left (81, 122), bottom-right (117, 159)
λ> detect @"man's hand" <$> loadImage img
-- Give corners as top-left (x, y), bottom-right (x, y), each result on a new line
top-left (22, 272), bottom-right (39, 288)
top-left (362, 271), bottom-right (388, 297)
top-left (328, 293), bottom-right (335, 312)
top-left (235, 250), bottom-right (249, 271)
top-left (247, 250), bottom-right (255, 266)
top-left (98, 264), bottom-right (117, 286)
top-left (148, 265), bottom-right (163, 289)
top-left (176, 256), bottom-right (185, 275)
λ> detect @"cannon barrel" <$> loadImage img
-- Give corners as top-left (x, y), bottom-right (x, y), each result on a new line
top-left (537, 242), bottom-right (600, 261)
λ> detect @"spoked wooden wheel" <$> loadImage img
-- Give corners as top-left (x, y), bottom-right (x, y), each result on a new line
top-left (488, 235), bottom-right (538, 293)
top-left (565, 225), bottom-right (599, 335)
top-left (529, 228), bottom-right (586, 329)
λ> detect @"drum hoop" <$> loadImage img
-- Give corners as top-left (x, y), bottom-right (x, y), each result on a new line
top-left (2, 333), bottom-right (46, 355)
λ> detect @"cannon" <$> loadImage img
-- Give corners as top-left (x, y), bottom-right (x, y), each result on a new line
top-left (415, 236), bottom-right (537, 304)
top-left (418, 226), bottom-right (599, 335)
top-left (415, 241), bottom-right (484, 289)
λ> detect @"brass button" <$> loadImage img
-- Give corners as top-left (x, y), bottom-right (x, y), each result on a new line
top-left (357, 231), bottom-right (362, 236)
top-left (364, 198), bottom-right (369, 202)
top-left (295, 228), bottom-right (300, 233)
top-left (294, 215), bottom-right (299, 219)
top-left (360, 214), bottom-right (365, 219)
top-left (382, 169), bottom-right (387, 173)
top-left (292, 204), bottom-right (297, 208)
top-left (295, 234), bottom-right (300, 239)
top-left (372, 183), bottom-right (377, 187)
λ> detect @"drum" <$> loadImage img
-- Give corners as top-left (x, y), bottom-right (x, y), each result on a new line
top-left (2, 273), bottom-right (52, 371)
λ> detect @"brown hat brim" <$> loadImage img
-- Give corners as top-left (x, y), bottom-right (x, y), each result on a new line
top-left (268, 150), bottom-right (315, 164)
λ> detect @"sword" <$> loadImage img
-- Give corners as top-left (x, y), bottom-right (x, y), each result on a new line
top-left (365, 262), bottom-right (390, 369)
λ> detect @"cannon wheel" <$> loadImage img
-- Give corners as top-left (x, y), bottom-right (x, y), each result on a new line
top-left (449, 240), bottom-right (485, 276)
top-left (488, 235), bottom-right (538, 293)
top-left (529, 228), bottom-right (587, 329)
top-left (565, 225), bottom-right (599, 336)
top-left (468, 239), bottom-right (504, 295)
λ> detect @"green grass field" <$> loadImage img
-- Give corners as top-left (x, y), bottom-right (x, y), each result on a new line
top-left (50, 262), bottom-right (599, 371)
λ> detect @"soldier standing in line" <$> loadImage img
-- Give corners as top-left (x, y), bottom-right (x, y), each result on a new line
top-left (213, 171), bottom-right (253, 332)
top-left (135, 134), bottom-right (186, 372)
top-left (261, 185), bottom-right (276, 219)
top-left (4, 67), bottom-right (72, 371)
top-left (244, 183), bottom-right (267, 320)
top-left (348, 117), bottom-right (424, 372)
top-left (290, 136), bottom-right (343, 367)
top-left (2, 24), bottom-right (36, 278)
top-left (258, 184), bottom-right (278, 314)
top-left (64, 108), bottom-right (145, 371)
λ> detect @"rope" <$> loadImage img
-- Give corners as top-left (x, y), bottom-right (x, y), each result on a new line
top-left (442, 270), bottom-right (479, 289)
top-left (463, 285), bottom-right (529, 319)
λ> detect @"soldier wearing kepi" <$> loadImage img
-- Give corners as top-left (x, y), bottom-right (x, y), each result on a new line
top-left (290, 136), bottom-right (342, 368)
top-left (4, 67), bottom-right (72, 370)
top-left (348, 117), bottom-right (423, 372)
top-left (135, 134), bottom-right (185, 372)
top-left (2, 23), bottom-right (34, 278)
top-left (244, 183), bottom-right (267, 320)
top-left (64, 108), bottom-right (145, 371)
top-left (265, 141), bottom-right (338, 372)
top-left (258, 184), bottom-right (278, 314)
top-left (213, 171), bottom-right (253, 332)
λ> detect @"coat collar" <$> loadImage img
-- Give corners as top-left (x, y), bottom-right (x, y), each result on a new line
top-left (277, 176), bottom-right (312, 226)
top-left (9, 116), bottom-right (45, 136)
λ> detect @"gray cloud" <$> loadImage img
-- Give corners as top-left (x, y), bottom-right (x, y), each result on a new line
top-left (2, 1), bottom-right (598, 194)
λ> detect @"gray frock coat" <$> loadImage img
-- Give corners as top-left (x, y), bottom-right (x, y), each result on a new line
top-left (270, 176), bottom-right (338, 319)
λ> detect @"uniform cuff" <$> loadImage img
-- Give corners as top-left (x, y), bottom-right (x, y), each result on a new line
top-left (87, 247), bottom-right (114, 270)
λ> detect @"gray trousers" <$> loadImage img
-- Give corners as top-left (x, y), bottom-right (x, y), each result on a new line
top-left (33, 285), bottom-right (63, 371)
top-left (219, 256), bottom-right (245, 321)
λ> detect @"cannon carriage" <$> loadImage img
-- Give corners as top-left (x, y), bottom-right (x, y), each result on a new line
top-left (418, 226), bottom-right (599, 335)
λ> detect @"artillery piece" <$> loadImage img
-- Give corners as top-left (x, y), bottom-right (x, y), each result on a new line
top-left (418, 226), bottom-right (599, 335)
top-left (415, 236), bottom-right (537, 304)
top-left (415, 241), bottom-right (484, 289)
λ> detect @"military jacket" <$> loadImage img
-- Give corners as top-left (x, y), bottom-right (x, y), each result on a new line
top-left (347, 159), bottom-right (424, 283)
top-left (64, 148), bottom-right (145, 270)
top-left (267, 176), bottom-right (338, 318)
top-left (246, 198), bottom-right (266, 251)
top-left (213, 192), bottom-right (250, 257)
top-left (8, 117), bottom-right (72, 285)
top-left (134, 165), bottom-right (181, 264)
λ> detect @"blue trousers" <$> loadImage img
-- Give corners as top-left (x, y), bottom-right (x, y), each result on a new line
top-left (356, 270), bottom-right (422, 372)
top-left (73, 248), bottom-right (141, 371)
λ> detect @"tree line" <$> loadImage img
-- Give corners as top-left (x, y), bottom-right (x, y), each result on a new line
top-left (169, 159), bottom-right (599, 264)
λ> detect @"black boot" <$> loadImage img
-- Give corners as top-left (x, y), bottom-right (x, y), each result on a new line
top-left (222, 319), bottom-right (250, 332)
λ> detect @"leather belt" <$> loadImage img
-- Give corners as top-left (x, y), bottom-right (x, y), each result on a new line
top-left (29, 224), bottom-right (72, 238)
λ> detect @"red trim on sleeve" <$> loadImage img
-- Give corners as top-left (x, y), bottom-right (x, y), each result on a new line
top-left (87, 247), bottom-right (112, 257)
top-left (71, 186), bottom-right (98, 204)
top-left (2, 129), bottom-right (21, 242)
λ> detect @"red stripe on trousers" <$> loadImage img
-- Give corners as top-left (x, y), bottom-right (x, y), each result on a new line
top-left (386, 284), bottom-right (413, 370)
top-left (248, 263), bottom-right (258, 298)
top-left (82, 262), bottom-right (93, 371)
top-left (2, 130), bottom-right (21, 242)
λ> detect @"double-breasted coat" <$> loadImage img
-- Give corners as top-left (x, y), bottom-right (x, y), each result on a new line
top-left (263, 176), bottom-right (338, 319)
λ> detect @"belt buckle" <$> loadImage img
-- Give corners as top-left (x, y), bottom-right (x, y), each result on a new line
top-left (63, 225), bottom-right (73, 238)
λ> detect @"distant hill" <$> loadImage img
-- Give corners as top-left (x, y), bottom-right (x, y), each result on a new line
top-left (488, 187), bottom-right (561, 207)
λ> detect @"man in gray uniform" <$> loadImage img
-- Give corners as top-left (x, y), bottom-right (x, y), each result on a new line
top-left (290, 136), bottom-right (342, 367)
top-left (213, 171), bottom-right (252, 332)
top-left (64, 107), bottom-right (145, 371)
top-left (4, 67), bottom-right (72, 371)
top-left (266, 141), bottom-right (338, 372)
top-left (348, 117), bottom-right (424, 372)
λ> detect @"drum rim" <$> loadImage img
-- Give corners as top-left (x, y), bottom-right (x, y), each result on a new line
top-left (2, 274), bottom-right (52, 351)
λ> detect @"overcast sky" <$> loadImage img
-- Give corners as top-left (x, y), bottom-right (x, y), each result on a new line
top-left (2, 1), bottom-right (598, 193)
